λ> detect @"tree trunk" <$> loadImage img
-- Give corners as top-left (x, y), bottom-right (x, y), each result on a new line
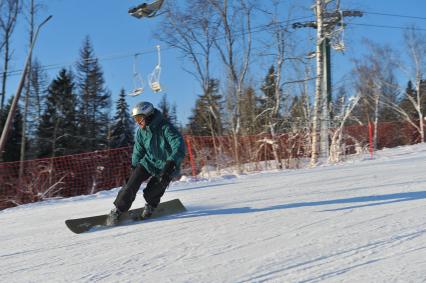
top-left (310, 0), bottom-right (324, 166)
top-left (1, 38), bottom-right (10, 110)
top-left (20, 0), bottom-right (35, 178)
top-left (416, 79), bottom-right (425, 142)
top-left (373, 93), bottom-right (379, 150)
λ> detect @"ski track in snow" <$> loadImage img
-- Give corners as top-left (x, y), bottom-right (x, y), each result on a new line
top-left (1, 144), bottom-right (426, 282)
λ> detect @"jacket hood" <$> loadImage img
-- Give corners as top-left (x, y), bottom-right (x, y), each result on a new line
top-left (146, 109), bottom-right (163, 130)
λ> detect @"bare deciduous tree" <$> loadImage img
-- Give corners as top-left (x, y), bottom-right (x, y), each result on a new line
top-left (329, 93), bottom-right (360, 163)
top-left (207, 0), bottom-right (254, 170)
top-left (401, 26), bottom-right (425, 142)
top-left (359, 28), bottom-right (426, 143)
top-left (255, 0), bottom-right (294, 169)
top-left (309, 0), bottom-right (325, 166)
top-left (352, 41), bottom-right (399, 149)
top-left (21, 0), bottom-right (45, 171)
top-left (156, 0), bottom-right (224, 170)
top-left (158, 0), bottom-right (218, 96)
top-left (0, 0), bottom-right (19, 110)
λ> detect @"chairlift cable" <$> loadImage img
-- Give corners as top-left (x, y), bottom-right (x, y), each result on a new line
top-left (363, 11), bottom-right (426, 21)
top-left (4, 12), bottom-right (426, 78)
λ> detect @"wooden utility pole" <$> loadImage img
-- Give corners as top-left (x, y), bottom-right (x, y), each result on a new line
top-left (0, 15), bottom-right (52, 161)
top-left (20, 0), bottom-right (35, 177)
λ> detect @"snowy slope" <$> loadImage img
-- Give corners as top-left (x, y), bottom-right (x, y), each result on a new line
top-left (1, 144), bottom-right (426, 283)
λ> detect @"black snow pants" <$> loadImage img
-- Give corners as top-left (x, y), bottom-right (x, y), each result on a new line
top-left (113, 164), bottom-right (169, 212)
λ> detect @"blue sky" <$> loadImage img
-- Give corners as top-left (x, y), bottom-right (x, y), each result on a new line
top-left (7, 0), bottom-right (426, 125)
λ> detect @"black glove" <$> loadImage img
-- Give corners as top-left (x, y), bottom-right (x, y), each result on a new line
top-left (160, 160), bottom-right (176, 186)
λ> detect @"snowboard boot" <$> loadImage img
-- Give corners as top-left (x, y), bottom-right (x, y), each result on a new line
top-left (106, 207), bottom-right (122, 226)
top-left (141, 203), bottom-right (155, 219)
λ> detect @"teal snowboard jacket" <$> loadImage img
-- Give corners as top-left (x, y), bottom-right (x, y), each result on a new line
top-left (131, 109), bottom-right (186, 177)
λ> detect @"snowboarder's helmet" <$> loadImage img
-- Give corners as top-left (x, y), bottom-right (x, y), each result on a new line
top-left (131, 101), bottom-right (154, 117)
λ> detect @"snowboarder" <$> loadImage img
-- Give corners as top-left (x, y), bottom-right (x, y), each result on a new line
top-left (108, 101), bottom-right (186, 224)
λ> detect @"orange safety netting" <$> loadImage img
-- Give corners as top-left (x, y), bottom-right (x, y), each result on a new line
top-left (0, 122), bottom-right (421, 209)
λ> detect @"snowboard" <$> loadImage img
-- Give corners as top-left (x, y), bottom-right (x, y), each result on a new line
top-left (65, 199), bottom-right (186, 234)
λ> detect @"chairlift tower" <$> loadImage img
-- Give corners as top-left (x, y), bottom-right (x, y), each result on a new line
top-left (293, 1), bottom-right (362, 160)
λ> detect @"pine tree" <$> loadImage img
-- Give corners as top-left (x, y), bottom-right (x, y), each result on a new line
top-left (331, 86), bottom-right (347, 122)
top-left (0, 97), bottom-right (24, 162)
top-left (37, 69), bottom-right (78, 158)
top-left (187, 79), bottom-right (223, 136)
top-left (110, 89), bottom-right (134, 148)
top-left (157, 95), bottom-right (178, 125)
top-left (28, 59), bottom-right (49, 132)
top-left (187, 99), bottom-right (209, 135)
top-left (258, 65), bottom-right (282, 133)
top-left (260, 66), bottom-right (276, 109)
top-left (402, 79), bottom-right (426, 118)
top-left (422, 79), bottom-right (426, 117)
top-left (399, 80), bottom-right (417, 120)
top-left (289, 95), bottom-right (308, 130)
top-left (240, 86), bottom-right (259, 135)
top-left (170, 102), bottom-right (178, 126)
top-left (76, 36), bottom-right (111, 151)
top-left (378, 72), bottom-right (400, 122)
top-left (24, 59), bottom-right (49, 160)
top-left (158, 94), bottom-right (170, 121)
top-left (351, 63), bottom-right (376, 125)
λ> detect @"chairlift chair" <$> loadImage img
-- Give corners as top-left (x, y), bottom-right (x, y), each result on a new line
top-left (128, 53), bottom-right (145, 96)
top-left (128, 0), bottom-right (165, 19)
top-left (148, 45), bottom-right (162, 93)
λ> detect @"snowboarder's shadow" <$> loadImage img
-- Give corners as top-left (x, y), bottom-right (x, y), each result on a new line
top-left (171, 182), bottom-right (232, 192)
top-left (178, 190), bottom-right (426, 218)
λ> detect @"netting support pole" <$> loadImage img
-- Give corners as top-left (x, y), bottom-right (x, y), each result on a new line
top-left (368, 121), bottom-right (374, 159)
top-left (185, 136), bottom-right (196, 177)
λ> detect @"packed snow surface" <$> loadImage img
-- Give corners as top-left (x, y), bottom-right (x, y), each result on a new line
top-left (1, 144), bottom-right (426, 282)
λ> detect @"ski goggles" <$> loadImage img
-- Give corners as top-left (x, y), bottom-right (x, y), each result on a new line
top-left (134, 115), bottom-right (146, 125)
